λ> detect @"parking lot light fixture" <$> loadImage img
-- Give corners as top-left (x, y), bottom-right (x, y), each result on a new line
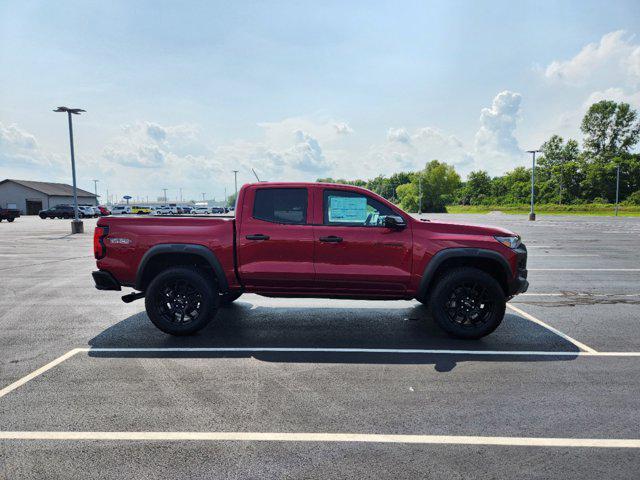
top-left (54, 106), bottom-right (86, 233)
top-left (527, 149), bottom-right (541, 221)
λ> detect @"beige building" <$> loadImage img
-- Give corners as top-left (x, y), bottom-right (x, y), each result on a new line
top-left (0, 179), bottom-right (98, 215)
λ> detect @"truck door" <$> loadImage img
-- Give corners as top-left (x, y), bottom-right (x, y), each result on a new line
top-left (313, 188), bottom-right (412, 293)
top-left (236, 186), bottom-right (315, 290)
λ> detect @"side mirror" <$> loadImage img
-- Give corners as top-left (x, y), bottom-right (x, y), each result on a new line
top-left (384, 215), bottom-right (406, 230)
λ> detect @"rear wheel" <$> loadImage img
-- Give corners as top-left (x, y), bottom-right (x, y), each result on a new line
top-left (7, 217), bottom-right (14, 222)
top-left (145, 267), bottom-right (218, 335)
top-left (427, 267), bottom-right (505, 339)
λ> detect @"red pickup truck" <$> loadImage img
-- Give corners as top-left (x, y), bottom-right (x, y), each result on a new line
top-left (93, 182), bottom-right (528, 339)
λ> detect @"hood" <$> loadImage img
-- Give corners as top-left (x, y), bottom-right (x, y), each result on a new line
top-left (416, 219), bottom-right (517, 237)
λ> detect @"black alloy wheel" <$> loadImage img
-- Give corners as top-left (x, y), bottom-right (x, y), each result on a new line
top-left (428, 267), bottom-right (505, 339)
top-left (145, 267), bottom-right (217, 335)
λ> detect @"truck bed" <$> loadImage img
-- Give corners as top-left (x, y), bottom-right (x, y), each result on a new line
top-left (96, 215), bottom-right (237, 288)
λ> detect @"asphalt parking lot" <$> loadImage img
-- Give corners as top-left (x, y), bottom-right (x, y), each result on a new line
top-left (1, 214), bottom-right (639, 479)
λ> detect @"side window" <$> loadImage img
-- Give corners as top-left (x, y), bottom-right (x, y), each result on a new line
top-left (253, 188), bottom-right (308, 225)
top-left (323, 189), bottom-right (394, 227)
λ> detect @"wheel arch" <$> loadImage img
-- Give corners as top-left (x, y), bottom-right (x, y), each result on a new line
top-left (418, 248), bottom-right (512, 300)
top-left (135, 244), bottom-right (229, 293)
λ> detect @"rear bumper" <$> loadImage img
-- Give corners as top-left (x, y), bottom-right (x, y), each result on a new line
top-left (507, 243), bottom-right (528, 296)
top-left (92, 270), bottom-right (121, 291)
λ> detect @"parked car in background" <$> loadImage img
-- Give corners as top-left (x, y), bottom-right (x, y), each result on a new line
top-left (0, 207), bottom-right (20, 222)
top-left (111, 205), bottom-right (132, 215)
top-left (79, 205), bottom-right (100, 218)
top-left (39, 205), bottom-right (75, 219)
top-left (97, 205), bottom-right (111, 216)
top-left (181, 205), bottom-right (193, 214)
top-left (77, 206), bottom-right (96, 218)
top-left (153, 206), bottom-right (172, 215)
top-left (192, 206), bottom-right (210, 215)
top-left (131, 205), bottom-right (151, 215)
top-left (210, 206), bottom-right (225, 214)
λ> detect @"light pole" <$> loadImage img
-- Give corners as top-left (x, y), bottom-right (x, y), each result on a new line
top-left (232, 170), bottom-right (239, 201)
top-left (93, 179), bottom-right (99, 205)
top-left (54, 106), bottom-right (85, 233)
top-left (615, 165), bottom-right (620, 217)
top-left (527, 149), bottom-right (541, 221)
top-left (417, 174), bottom-right (422, 215)
top-left (162, 188), bottom-right (168, 203)
top-left (202, 193), bottom-right (206, 201)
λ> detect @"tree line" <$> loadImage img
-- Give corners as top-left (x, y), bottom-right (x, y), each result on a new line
top-left (318, 100), bottom-right (640, 212)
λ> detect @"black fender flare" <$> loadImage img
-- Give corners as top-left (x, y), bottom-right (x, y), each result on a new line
top-left (135, 243), bottom-right (229, 292)
top-left (418, 248), bottom-right (512, 297)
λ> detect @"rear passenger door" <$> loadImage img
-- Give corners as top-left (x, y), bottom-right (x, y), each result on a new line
top-left (237, 187), bottom-right (315, 290)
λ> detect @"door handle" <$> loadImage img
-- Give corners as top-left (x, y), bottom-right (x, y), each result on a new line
top-left (246, 234), bottom-right (270, 240)
top-left (319, 235), bottom-right (343, 243)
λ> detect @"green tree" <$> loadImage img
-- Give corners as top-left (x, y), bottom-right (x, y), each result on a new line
top-left (458, 170), bottom-right (492, 205)
top-left (397, 160), bottom-right (461, 212)
top-left (538, 135), bottom-right (583, 203)
top-left (581, 101), bottom-right (640, 158)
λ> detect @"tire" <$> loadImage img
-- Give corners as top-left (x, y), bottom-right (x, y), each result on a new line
top-left (39, 214), bottom-right (46, 219)
top-left (427, 267), bottom-right (505, 339)
top-left (220, 291), bottom-right (242, 305)
top-left (145, 267), bottom-right (218, 335)
top-left (7, 218), bottom-right (14, 222)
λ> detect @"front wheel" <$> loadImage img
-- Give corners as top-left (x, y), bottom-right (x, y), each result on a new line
top-left (145, 267), bottom-right (218, 335)
top-left (427, 267), bottom-right (505, 339)
top-left (7, 217), bottom-right (14, 222)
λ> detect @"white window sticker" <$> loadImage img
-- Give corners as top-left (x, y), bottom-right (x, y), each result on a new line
top-left (328, 196), bottom-right (367, 223)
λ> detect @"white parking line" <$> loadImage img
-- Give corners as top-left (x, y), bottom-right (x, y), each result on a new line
top-left (528, 269), bottom-right (640, 271)
top-left (0, 431), bottom-right (637, 448)
top-left (4, 346), bottom-right (640, 401)
top-left (521, 293), bottom-right (640, 297)
top-left (530, 254), bottom-right (600, 257)
top-left (0, 348), bottom-right (83, 399)
top-left (506, 304), bottom-right (597, 353)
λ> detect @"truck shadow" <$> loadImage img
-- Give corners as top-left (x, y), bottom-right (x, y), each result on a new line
top-left (88, 299), bottom-right (579, 372)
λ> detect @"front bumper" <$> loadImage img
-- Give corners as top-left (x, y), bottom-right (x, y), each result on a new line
top-left (92, 270), bottom-right (121, 291)
top-left (507, 243), bottom-right (528, 296)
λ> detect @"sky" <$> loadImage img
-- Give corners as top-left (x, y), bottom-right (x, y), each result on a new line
top-left (1, 0), bottom-right (639, 203)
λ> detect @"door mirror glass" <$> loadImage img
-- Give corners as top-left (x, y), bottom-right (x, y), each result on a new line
top-left (384, 215), bottom-right (406, 229)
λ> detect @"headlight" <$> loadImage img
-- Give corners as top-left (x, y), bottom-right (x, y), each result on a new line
top-left (495, 235), bottom-right (521, 249)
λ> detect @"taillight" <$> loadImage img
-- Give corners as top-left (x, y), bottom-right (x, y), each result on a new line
top-left (94, 226), bottom-right (109, 259)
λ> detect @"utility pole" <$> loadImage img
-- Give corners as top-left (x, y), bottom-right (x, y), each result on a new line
top-left (615, 165), bottom-right (620, 217)
top-left (106, 188), bottom-right (109, 206)
top-left (232, 170), bottom-right (239, 201)
top-left (527, 149), bottom-right (541, 221)
top-left (54, 106), bottom-right (85, 233)
top-left (224, 187), bottom-right (227, 206)
top-left (202, 193), bottom-right (206, 201)
top-left (92, 179), bottom-right (99, 203)
top-left (179, 188), bottom-right (183, 202)
top-left (162, 188), bottom-right (168, 203)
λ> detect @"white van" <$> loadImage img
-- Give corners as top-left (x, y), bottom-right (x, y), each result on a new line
top-left (111, 205), bottom-right (132, 215)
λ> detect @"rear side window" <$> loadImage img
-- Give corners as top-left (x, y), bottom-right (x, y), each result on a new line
top-left (253, 188), bottom-right (307, 224)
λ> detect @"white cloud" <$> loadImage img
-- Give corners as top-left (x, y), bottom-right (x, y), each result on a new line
top-left (0, 122), bottom-right (59, 168)
top-left (386, 127), bottom-right (411, 144)
top-left (474, 91), bottom-right (522, 170)
top-left (544, 30), bottom-right (640, 86)
top-left (333, 122), bottom-right (353, 135)
top-left (584, 87), bottom-right (640, 108)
